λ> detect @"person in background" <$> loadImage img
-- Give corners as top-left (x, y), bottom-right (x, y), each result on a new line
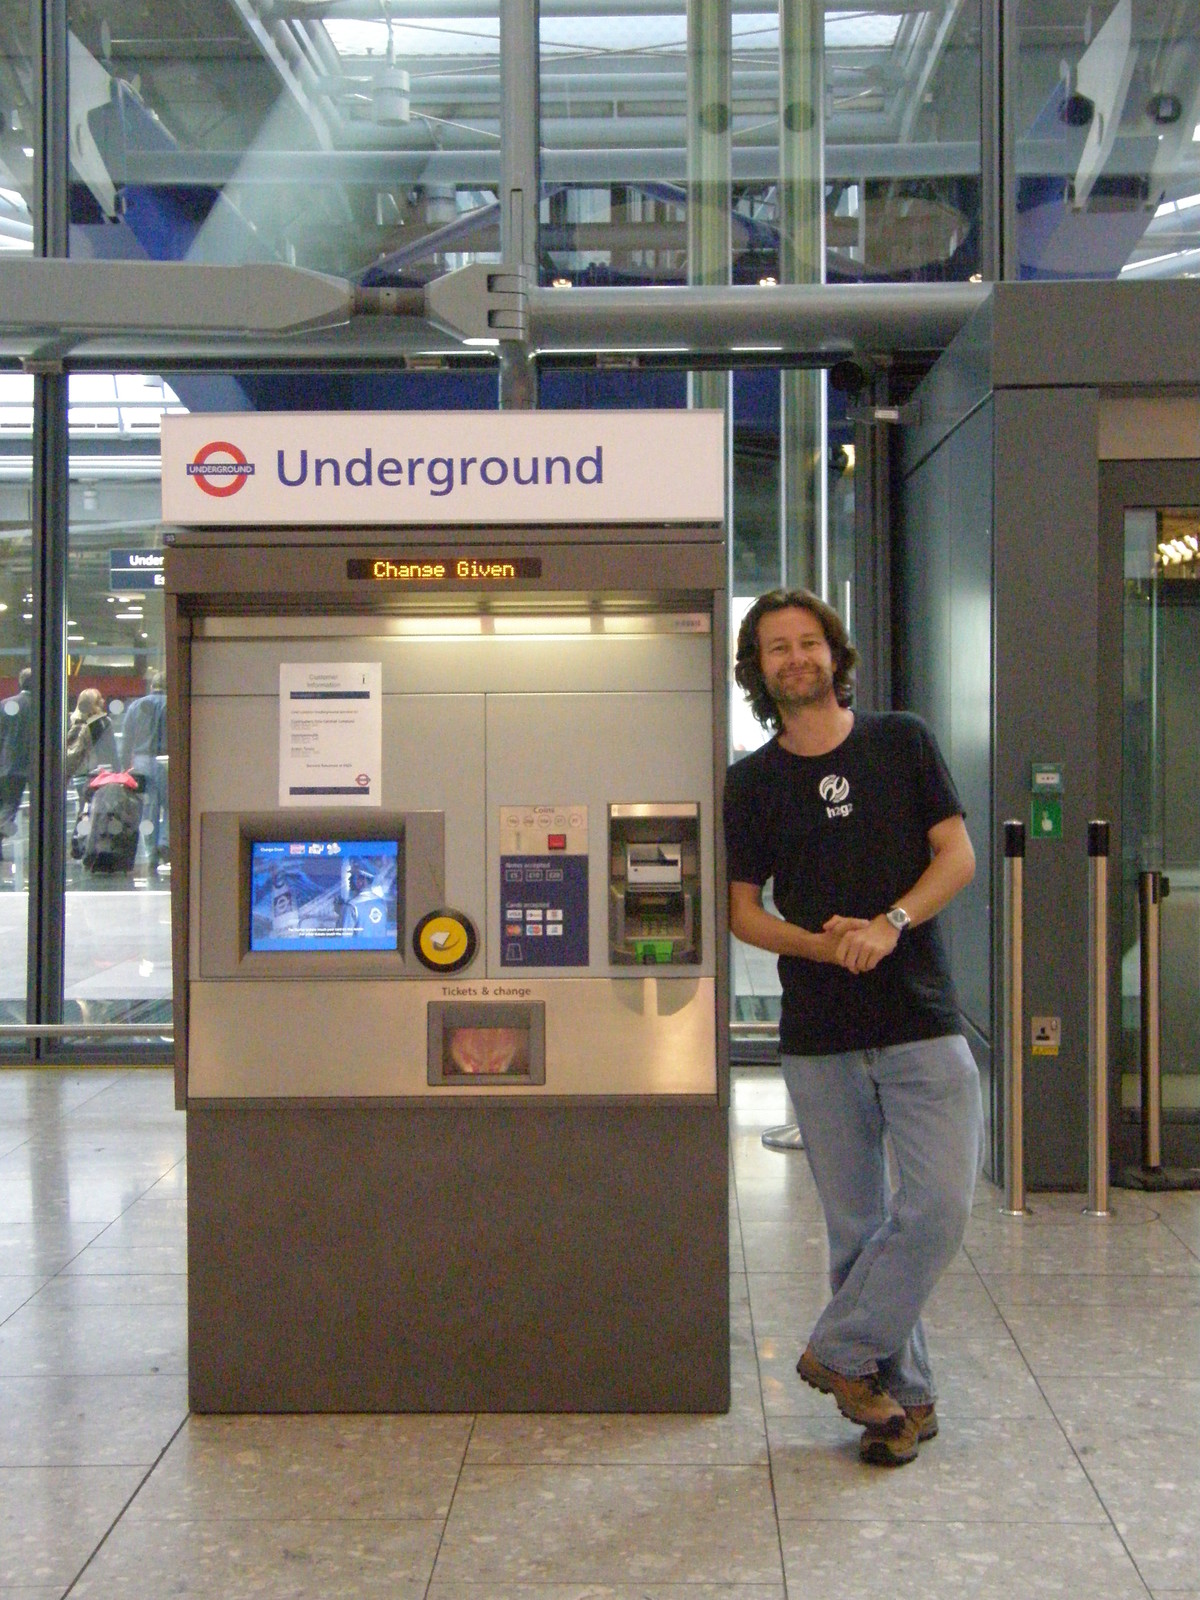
top-left (65, 686), bottom-right (119, 802)
top-left (0, 667), bottom-right (33, 859)
top-left (120, 669), bottom-right (168, 873)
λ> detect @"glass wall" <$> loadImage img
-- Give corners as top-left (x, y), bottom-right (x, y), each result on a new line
top-left (63, 380), bottom-right (176, 1029)
top-left (1017, 0), bottom-right (1200, 280)
top-left (0, 1), bottom-right (33, 253)
top-left (539, 1), bottom-right (982, 286)
top-left (65, 2), bottom-right (501, 282)
top-left (4, 0), bottom-right (1197, 1056)
top-left (0, 468), bottom-right (31, 1038)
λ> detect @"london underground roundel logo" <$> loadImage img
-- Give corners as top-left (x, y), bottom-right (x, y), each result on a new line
top-left (186, 440), bottom-right (255, 498)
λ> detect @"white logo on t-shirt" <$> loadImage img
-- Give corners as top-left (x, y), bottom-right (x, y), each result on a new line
top-left (819, 773), bottom-right (852, 817)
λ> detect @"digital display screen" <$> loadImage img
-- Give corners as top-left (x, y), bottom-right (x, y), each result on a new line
top-left (249, 839), bottom-right (399, 953)
top-left (346, 556), bottom-right (542, 583)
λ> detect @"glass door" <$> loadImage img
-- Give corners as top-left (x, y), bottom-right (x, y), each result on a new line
top-left (1121, 506), bottom-right (1200, 1119)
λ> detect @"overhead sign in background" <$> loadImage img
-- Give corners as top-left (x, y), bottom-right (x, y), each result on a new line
top-left (160, 411), bottom-right (725, 526)
top-left (109, 549), bottom-right (165, 592)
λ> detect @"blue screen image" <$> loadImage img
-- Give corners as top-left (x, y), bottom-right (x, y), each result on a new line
top-left (250, 839), bottom-right (399, 953)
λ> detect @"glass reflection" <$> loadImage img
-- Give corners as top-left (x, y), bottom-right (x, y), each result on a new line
top-left (64, 383), bottom-right (172, 1027)
top-left (1018, 0), bottom-right (1200, 280)
top-left (539, 2), bottom-right (981, 286)
top-left (66, 3), bottom-right (500, 282)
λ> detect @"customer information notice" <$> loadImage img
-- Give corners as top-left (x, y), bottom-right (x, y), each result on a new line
top-left (279, 662), bottom-right (382, 807)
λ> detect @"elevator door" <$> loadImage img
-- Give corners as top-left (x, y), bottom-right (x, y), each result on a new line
top-left (1120, 498), bottom-right (1200, 1153)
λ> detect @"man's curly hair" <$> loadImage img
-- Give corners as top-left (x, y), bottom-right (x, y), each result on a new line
top-left (734, 588), bottom-right (857, 730)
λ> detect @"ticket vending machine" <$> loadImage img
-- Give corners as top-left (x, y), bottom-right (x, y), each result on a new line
top-left (162, 410), bottom-right (730, 1412)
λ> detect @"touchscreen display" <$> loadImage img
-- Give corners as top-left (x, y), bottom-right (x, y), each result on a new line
top-left (249, 840), bottom-right (399, 953)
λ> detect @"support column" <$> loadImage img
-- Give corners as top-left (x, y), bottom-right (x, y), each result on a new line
top-left (687, 0), bottom-right (732, 421)
top-left (779, 0), bottom-right (825, 593)
top-left (26, 0), bottom-right (70, 1048)
top-left (980, 0), bottom-right (1018, 281)
top-left (499, 0), bottom-right (539, 409)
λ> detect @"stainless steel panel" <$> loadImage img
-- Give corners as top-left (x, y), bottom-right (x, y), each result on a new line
top-left (189, 689), bottom-right (487, 981)
top-left (187, 976), bottom-right (717, 1098)
top-left (484, 691), bottom-right (716, 979)
top-left (191, 631), bottom-right (712, 698)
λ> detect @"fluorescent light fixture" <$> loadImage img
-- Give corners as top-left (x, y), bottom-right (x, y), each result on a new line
top-left (462, 336), bottom-right (501, 348)
top-left (492, 615), bottom-right (592, 634)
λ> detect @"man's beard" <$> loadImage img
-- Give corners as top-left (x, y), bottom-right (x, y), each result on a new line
top-left (768, 663), bottom-right (835, 713)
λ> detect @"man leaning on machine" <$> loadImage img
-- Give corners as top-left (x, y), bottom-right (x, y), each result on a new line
top-left (723, 588), bottom-right (984, 1467)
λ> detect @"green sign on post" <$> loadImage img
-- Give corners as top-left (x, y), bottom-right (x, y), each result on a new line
top-left (1031, 794), bottom-right (1063, 840)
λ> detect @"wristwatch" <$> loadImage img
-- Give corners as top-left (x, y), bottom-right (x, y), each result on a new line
top-left (885, 905), bottom-right (911, 934)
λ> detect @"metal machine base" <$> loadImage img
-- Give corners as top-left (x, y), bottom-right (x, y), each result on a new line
top-left (1119, 1165), bottom-right (1200, 1192)
top-left (188, 1099), bottom-right (730, 1414)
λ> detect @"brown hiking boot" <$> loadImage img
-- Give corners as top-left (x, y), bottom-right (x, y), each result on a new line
top-left (796, 1346), bottom-right (907, 1434)
top-left (908, 1402), bottom-right (938, 1441)
top-left (860, 1413), bottom-right (921, 1467)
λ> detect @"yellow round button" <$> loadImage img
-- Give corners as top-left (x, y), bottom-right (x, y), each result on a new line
top-left (413, 909), bottom-right (478, 972)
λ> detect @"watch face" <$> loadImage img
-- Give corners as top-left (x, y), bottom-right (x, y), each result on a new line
top-left (887, 908), bottom-right (910, 932)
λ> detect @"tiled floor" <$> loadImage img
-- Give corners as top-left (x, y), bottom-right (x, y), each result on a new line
top-left (2, 1067), bottom-right (1198, 1599)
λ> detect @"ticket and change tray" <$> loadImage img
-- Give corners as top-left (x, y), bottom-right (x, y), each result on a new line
top-left (163, 411), bottom-right (730, 1412)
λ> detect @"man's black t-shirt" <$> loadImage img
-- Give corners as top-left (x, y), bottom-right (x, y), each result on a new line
top-left (723, 710), bottom-right (964, 1056)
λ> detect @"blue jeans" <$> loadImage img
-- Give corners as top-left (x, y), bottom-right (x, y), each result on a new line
top-left (781, 1034), bottom-right (983, 1406)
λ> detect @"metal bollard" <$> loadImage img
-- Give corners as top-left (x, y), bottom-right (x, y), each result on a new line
top-left (1123, 870), bottom-right (1200, 1191)
top-left (1139, 869), bottom-right (1166, 1175)
top-left (1001, 820), bottom-right (1028, 1215)
top-left (1086, 820), bottom-right (1111, 1217)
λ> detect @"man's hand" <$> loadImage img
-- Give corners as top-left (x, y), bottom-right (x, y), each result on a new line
top-left (824, 913), bottom-right (900, 974)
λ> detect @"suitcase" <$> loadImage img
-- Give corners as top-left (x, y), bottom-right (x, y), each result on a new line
top-left (82, 772), bottom-right (143, 873)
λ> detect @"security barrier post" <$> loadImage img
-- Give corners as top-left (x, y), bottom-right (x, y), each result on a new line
top-left (1002, 820), bottom-right (1027, 1215)
top-left (1086, 820), bottom-right (1111, 1217)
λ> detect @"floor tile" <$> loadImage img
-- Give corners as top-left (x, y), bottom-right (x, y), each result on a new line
top-left (1037, 1377), bottom-right (1200, 1591)
top-left (0, 1223), bottom-right (106, 1275)
top-left (29, 1272), bottom-right (186, 1307)
top-left (464, 1302), bottom-right (766, 1467)
top-left (69, 1508), bottom-right (442, 1600)
top-left (0, 1278), bottom-right (36, 1320)
top-left (998, 1299), bottom-right (1200, 1377)
top-left (428, 1587), bottom-right (784, 1600)
top-left (60, 1242), bottom-right (188, 1276)
top-left (0, 1301), bottom-right (186, 1376)
top-left (981, 1270), bottom-right (1200, 1308)
top-left (0, 1375), bottom-right (187, 1466)
top-left (0, 1465), bottom-right (146, 1589)
top-left (767, 1414), bottom-right (1108, 1523)
top-left (133, 1414), bottom-right (474, 1521)
top-left (433, 1465), bottom-right (783, 1587)
top-left (778, 1519), bottom-right (1149, 1599)
top-left (963, 1216), bottom-right (1200, 1277)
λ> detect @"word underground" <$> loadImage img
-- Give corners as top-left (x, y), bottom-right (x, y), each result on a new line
top-left (276, 447), bottom-right (603, 498)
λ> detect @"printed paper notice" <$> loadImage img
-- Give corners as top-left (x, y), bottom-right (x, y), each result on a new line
top-left (279, 662), bottom-right (382, 807)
